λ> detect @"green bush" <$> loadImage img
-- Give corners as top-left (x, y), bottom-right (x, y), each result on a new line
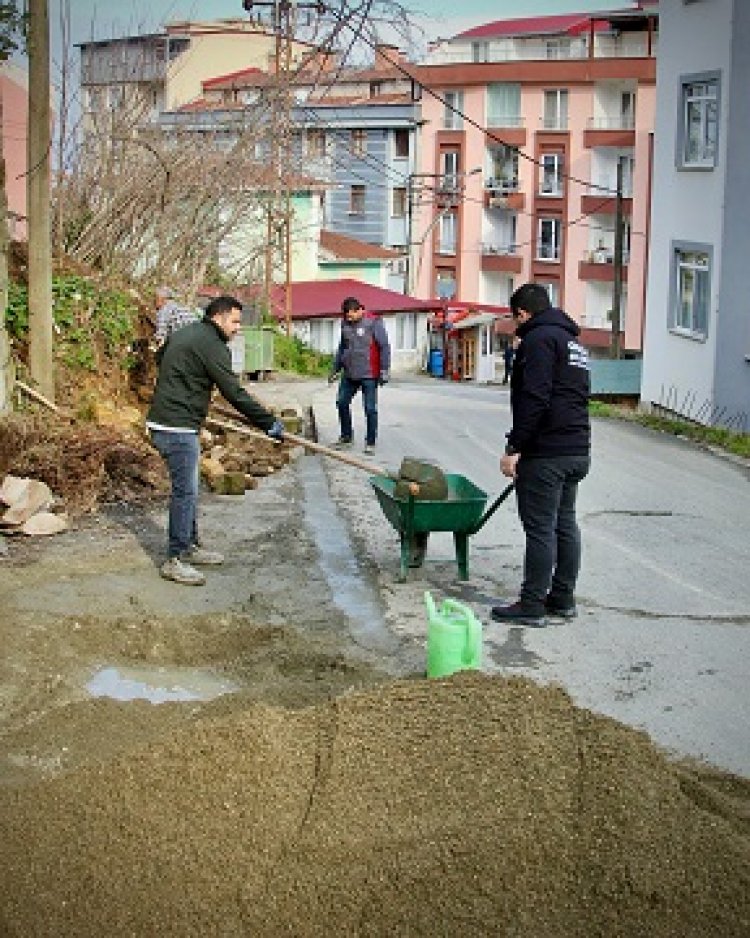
top-left (4, 275), bottom-right (139, 372)
top-left (273, 331), bottom-right (333, 377)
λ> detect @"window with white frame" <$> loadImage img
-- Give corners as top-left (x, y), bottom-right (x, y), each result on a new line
top-left (443, 90), bottom-right (464, 129)
top-left (438, 212), bottom-right (457, 254)
top-left (537, 217), bottom-right (561, 261)
top-left (487, 83), bottom-right (521, 127)
top-left (670, 245), bottom-right (711, 338)
top-left (309, 319), bottom-right (337, 354)
top-left (441, 150), bottom-right (460, 190)
top-left (396, 312), bottom-right (418, 350)
top-left (543, 89), bottom-right (568, 130)
top-left (546, 39), bottom-right (571, 60)
top-left (538, 280), bottom-right (560, 306)
top-left (679, 74), bottom-right (719, 168)
top-left (391, 187), bottom-right (407, 218)
top-left (621, 91), bottom-right (636, 129)
top-left (618, 153), bottom-right (635, 196)
top-left (540, 153), bottom-right (564, 196)
top-left (472, 41), bottom-right (489, 63)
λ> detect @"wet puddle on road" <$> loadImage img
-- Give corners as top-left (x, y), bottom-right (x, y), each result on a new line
top-left (86, 666), bottom-right (238, 704)
top-left (298, 454), bottom-right (400, 657)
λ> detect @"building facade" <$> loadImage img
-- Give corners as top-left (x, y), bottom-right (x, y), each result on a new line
top-left (1, 62), bottom-right (29, 239)
top-left (640, 0), bottom-right (749, 429)
top-left (411, 8), bottom-right (657, 352)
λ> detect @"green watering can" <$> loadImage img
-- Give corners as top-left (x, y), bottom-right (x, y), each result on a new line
top-left (424, 591), bottom-right (483, 679)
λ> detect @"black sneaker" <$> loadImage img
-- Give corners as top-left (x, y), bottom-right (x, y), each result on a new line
top-left (544, 596), bottom-right (577, 619)
top-left (490, 601), bottom-right (545, 627)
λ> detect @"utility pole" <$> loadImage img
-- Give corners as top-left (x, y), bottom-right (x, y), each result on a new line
top-left (27, 0), bottom-right (54, 400)
top-left (243, 1), bottom-right (323, 335)
top-left (610, 160), bottom-right (624, 360)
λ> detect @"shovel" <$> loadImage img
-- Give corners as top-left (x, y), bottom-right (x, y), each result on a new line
top-left (205, 412), bottom-right (422, 495)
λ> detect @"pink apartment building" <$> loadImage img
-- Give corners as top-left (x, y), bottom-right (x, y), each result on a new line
top-left (411, 6), bottom-right (657, 353)
top-left (0, 63), bottom-right (29, 239)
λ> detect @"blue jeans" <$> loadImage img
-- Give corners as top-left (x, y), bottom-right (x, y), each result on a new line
top-left (514, 454), bottom-right (590, 607)
top-left (336, 376), bottom-right (379, 446)
top-left (149, 430), bottom-right (200, 559)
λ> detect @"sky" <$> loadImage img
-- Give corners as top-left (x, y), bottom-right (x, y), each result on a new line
top-left (57, 0), bottom-right (623, 52)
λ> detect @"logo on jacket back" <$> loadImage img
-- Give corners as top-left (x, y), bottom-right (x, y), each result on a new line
top-left (567, 341), bottom-right (590, 371)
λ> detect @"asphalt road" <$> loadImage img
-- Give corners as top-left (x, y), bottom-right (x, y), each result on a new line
top-left (310, 375), bottom-right (750, 779)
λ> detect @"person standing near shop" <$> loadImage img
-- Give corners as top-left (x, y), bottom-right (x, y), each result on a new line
top-left (491, 282), bottom-right (591, 626)
top-left (147, 294), bottom-right (284, 586)
top-left (329, 296), bottom-right (391, 455)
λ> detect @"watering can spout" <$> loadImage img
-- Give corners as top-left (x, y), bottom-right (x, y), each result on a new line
top-left (424, 592), bottom-right (483, 679)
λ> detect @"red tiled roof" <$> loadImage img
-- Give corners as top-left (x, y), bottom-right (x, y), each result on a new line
top-left (240, 279), bottom-right (440, 320)
top-left (456, 13), bottom-right (609, 40)
top-left (203, 66), bottom-right (264, 88)
top-left (319, 230), bottom-right (400, 262)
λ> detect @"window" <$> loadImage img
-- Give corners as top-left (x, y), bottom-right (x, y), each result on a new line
top-left (349, 185), bottom-right (365, 215)
top-left (488, 145), bottom-right (518, 191)
top-left (540, 153), bottom-right (564, 196)
top-left (307, 129), bottom-right (326, 159)
top-left (369, 81), bottom-right (382, 97)
top-left (396, 312), bottom-right (417, 350)
top-left (487, 83), bottom-right (521, 127)
top-left (436, 268), bottom-right (457, 300)
top-left (546, 39), bottom-right (571, 60)
top-left (679, 75), bottom-right (719, 168)
top-left (472, 41), bottom-right (489, 63)
top-left (309, 319), bottom-right (337, 354)
top-left (441, 150), bottom-right (460, 190)
top-left (538, 280), bottom-right (560, 306)
top-left (438, 212), bottom-right (457, 254)
top-left (391, 187), bottom-right (407, 218)
top-left (443, 90), bottom-right (464, 130)
top-left (621, 91), bottom-right (636, 129)
top-left (350, 129), bottom-right (367, 157)
top-left (537, 217), bottom-right (561, 261)
top-left (108, 85), bottom-right (125, 110)
top-left (618, 153), bottom-right (635, 196)
top-left (670, 245), bottom-right (711, 338)
top-left (543, 89), bottom-right (568, 130)
top-left (394, 129), bottom-right (409, 159)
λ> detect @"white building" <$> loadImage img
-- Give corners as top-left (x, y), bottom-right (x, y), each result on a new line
top-left (640, 0), bottom-right (750, 430)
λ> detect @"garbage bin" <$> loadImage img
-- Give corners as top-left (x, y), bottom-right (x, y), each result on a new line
top-left (429, 349), bottom-right (444, 378)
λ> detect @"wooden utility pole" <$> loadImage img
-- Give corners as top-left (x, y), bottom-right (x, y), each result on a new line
top-left (610, 160), bottom-right (624, 360)
top-left (0, 152), bottom-right (13, 413)
top-left (27, 0), bottom-right (54, 399)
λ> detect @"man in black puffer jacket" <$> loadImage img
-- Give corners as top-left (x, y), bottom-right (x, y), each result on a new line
top-left (491, 282), bottom-right (591, 626)
top-left (147, 294), bottom-right (284, 586)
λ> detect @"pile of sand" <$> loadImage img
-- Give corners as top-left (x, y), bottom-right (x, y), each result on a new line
top-left (1, 673), bottom-right (748, 936)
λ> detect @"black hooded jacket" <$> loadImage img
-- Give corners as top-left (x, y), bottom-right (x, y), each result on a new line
top-left (507, 307), bottom-right (590, 458)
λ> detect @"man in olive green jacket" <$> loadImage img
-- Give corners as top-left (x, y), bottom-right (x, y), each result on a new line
top-left (147, 295), bottom-right (284, 585)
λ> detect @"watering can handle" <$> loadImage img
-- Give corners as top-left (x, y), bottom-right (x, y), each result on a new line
top-left (424, 591), bottom-right (437, 620)
top-left (470, 483), bottom-right (515, 535)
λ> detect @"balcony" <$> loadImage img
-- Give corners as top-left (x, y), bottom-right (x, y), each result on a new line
top-left (584, 117), bottom-right (636, 149)
top-left (484, 179), bottom-right (525, 211)
top-left (579, 250), bottom-right (630, 282)
top-left (481, 243), bottom-right (523, 273)
top-left (484, 116), bottom-right (526, 147)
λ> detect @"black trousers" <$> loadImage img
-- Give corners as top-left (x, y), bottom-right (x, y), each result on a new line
top-left (514, 454), bottom-right (590, 607)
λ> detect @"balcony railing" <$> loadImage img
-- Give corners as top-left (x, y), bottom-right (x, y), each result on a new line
top-left (482, 242), bottom-right (518, 255)
top-left (486, 115), bottom-right (524, 128)
top-left (485, 178), bottom-right (519, 195)
top-left (541, 117), bottom-right (568, 131)
top-left (583, 249), bottom-right (630, 265)
top-left (587, 116), bottom-right (636, 131)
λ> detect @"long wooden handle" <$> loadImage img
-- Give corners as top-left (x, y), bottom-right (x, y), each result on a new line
top-left (205, 414), bottom-right (391, 479)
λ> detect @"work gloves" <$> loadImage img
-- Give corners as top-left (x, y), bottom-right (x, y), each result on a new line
top-left (327, 370), bottom-right (340, 386)
top-left (266, 419), bottom-right (285, 442)
top-left (379, 370), bottom-right (390, 386)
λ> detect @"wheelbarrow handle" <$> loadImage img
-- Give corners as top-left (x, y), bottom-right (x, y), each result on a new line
top-left (470, 483), bottom-right (515, 535)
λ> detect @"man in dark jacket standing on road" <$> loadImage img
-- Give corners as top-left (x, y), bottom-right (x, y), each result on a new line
top-left (147, 295), bottom-right (284, 586)
top-left (329, 296), bottom-right (391, 455)
top-left (491, 282), bottom-right (591, 626)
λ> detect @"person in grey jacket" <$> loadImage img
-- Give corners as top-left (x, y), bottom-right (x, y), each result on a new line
top-left (147, 294), bottom-right (284, 586)
top-left (329, 296), bottom-right (391, 455)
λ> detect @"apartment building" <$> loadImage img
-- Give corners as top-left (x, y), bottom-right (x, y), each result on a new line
top-left (78, 19), bottom-right (309, 137)
top-left (640, 0), bottom-right (749, 429)
top-left (411, 6), bottom-right (657, 352)
top-left (159, 45), bottom-right (419, 266)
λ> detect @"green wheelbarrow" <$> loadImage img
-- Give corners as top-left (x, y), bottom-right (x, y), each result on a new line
top-left (370, 475), bottom-right (515, 582)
